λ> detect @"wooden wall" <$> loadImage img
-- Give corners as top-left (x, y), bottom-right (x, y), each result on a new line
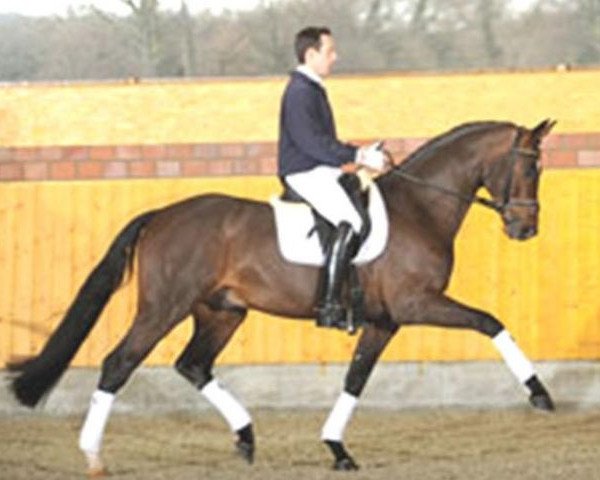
top-left (1, 170), bottom-right (599, 367)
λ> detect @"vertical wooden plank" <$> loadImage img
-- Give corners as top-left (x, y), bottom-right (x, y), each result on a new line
top-left (0, 184), bottom-right (17, 366)
top-left (101, 180), bottom-right (127, 364)
top-left (29, 183), bottom-right (54, 358)
top-left (584, 170), bottom-right (599, 353)
top-left (538, 170), bottom-right (576, 359)
top-left (523, 235), bottom-right (541, 359)
top-left (100, 181), bottom-right (128, 363)
top-left (285, 321), bottom-right (308, 364)
top-left (51, 184), bottom-right (76, 363)
top-left (588, 173), bottom-right (600, 354)
top-left (11, 185), bottom-right (35, 358)
top-left (68, 183), bottom-right (90, 365)
top-left (570, 171), bottom-right (600, 358)
top-left (37, 184), bottom-right (64, 360)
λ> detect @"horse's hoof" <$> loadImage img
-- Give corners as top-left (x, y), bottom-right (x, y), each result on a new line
top-left (85, 452), bottom-right (108, 477)
top-left (324, 440), bottom-right (359, 471)
top-left (333, 456), bottom-right (360, 471)
top-left (529, 393), bottom-right (555, 411)
top-left (87, 467), bottom-right (108, 477)
top-left (235, 440), bottom-right (255, 464)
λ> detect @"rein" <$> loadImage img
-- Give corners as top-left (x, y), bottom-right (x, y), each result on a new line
top-left (387, 130), bottom-right (540, 215)
top-left (390, 170), bottom-right (503, 212)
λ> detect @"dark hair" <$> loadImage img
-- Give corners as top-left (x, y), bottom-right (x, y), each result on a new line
top-left (294, 26), bottom-right (331, 64)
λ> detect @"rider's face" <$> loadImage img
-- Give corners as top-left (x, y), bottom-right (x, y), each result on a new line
top-left (306, 34), bottom-right (337, 77)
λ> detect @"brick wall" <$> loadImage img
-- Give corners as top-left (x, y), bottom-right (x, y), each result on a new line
top-left (543, 133), bottom-right (600, 167)
top-left (1, 133), bottom-right (599, 182)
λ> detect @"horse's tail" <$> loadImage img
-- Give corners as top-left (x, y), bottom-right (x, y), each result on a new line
top-left (8, 209), bottom-right (158, 408)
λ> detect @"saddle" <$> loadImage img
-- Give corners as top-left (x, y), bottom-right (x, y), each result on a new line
top-left (280, 173), bottom-right (372, 252)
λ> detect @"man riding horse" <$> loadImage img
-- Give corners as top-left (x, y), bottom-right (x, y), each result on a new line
top-left (278, 26), bottom-right (386, 330)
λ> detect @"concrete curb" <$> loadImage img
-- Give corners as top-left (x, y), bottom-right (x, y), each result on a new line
top-left (1, 361), bottom-right (599, 416)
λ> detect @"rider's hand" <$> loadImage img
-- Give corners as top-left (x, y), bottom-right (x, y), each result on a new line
top-left (356, 141), bottom-right (386, 171)
top-left (341, 162), bottom-right (360, 173)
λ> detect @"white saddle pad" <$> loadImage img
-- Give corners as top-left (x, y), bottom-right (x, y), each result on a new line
top-left (270, 182), bottom-right (389, 266)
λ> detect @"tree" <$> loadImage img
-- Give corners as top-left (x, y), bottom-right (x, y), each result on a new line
top-left (575, 0), bottom-right (600, 63)
top-left (120, 0), bottom-right (162, 76)
top-left (0, 16), bottom-right (41, 81)
top-left (478, 0), bottom-right (504, 66)
top-left (179, 1), bottom-right (198, 76)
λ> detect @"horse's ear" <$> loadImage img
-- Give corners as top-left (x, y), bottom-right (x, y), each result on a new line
top-left (531, 118), bottom-right (557, 140)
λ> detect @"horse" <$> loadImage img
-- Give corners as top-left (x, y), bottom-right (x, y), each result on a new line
top-left (8, 119), bottom-right (556, 474)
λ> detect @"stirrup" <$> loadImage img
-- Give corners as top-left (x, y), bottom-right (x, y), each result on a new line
top-left (316, 303), bottom-right (348, 330)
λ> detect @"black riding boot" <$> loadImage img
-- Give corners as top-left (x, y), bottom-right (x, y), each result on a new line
top-left (316, 222), bottom-right (358, 329)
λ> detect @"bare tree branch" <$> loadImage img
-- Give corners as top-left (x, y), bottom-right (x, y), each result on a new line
top-left (121, 0), bottom-right (141, 15)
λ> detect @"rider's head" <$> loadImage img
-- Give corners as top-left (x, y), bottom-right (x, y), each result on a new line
top-left (294, 26), bottom-right (337, 78)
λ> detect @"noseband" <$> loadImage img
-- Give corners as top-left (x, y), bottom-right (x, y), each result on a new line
top-left (391, 128), bottom-right (541, 215)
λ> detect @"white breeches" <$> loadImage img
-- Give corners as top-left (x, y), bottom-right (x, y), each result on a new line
top-left (285, 165), bottom-right (363, 233)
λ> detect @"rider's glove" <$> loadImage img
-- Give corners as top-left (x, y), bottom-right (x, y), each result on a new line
top-left (356, 141), bottom-right (386, 171)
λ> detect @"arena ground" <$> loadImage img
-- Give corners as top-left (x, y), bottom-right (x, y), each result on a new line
top-left (1, 407), bottom-right (599, 480)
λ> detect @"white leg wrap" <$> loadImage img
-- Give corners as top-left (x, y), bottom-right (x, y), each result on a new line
top-left (492, 330), bottom-right (535, 384)
top-left (201, 379), bottom-right (251, 432)
top-left (79, 390), bottom-right (115, 455)
top-left (321, 392), bottom-right (358, 442)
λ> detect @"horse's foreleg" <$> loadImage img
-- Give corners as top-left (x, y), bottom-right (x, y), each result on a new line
top-left (322, 319), bottom-right (398, 470)
top-left (174, 304), bottom-right (254, 463)
top-left (79, 307), bottom-right (186, 476)
top-left (406, 294), bottom-right (554, 411)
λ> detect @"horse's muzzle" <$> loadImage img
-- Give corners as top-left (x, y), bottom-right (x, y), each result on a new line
top-left (504, 221), bottom-right (537, 240)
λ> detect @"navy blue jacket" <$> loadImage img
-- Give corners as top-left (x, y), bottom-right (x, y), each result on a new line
top-left (277, 71), bottom-right (357, 177)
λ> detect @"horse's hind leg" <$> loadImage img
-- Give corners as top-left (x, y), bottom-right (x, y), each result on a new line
top-left (399, 293), bottom-right (554, 411)
top-left (78, 304), bottom-right (188, 476)
top-left (174, 303), bottom-right (254, 463)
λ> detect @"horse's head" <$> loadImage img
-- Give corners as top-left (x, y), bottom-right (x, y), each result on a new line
top-left (482, 119), bottom-right (556, 240)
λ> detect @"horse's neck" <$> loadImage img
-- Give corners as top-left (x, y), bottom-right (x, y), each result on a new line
top-left (385, 150), bottom-right (483, 240)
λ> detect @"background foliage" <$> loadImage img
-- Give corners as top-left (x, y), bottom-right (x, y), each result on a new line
top-left (0, 0), bottom-right (598, 81)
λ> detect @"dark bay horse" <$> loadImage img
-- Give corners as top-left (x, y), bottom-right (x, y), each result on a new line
top-left (9, 119), bottom-right (556, 474)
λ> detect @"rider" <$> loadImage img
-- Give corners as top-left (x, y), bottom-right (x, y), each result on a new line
top-left (277, 26), bottom-right (385, 330)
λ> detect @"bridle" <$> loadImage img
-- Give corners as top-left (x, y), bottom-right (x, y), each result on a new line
top-left (496, 130), bottom-right (540, 213)
top-left (389, 128), bottom-right (541, 215)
